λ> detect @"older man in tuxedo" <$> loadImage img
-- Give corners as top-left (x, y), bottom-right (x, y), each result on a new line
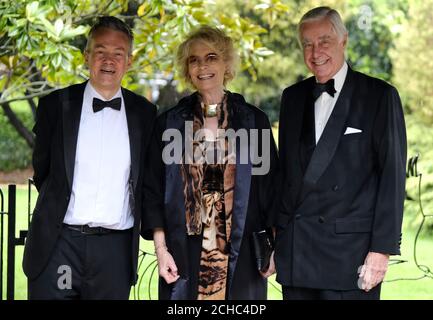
top-left (275, 6), bottom-right (406, 299)
top-left (23, 16), bottom-right (156, 299)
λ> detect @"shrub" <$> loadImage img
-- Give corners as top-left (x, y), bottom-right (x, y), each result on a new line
top-left (0, 109), bottom-right (33, 171)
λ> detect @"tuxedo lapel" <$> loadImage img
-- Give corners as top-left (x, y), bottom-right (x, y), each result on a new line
top-left (62, 82), bottom-right (86, 191)
top-left (123, 88), bottom-right (143, 192)
top-left (300, 69), bottom-right (356, 198)
top-left (226, 94), bottom-right (254, 298)
top-left (284, 78), bottom-right (314, 207)
top-left (299, 91), bottom-right (316, 174)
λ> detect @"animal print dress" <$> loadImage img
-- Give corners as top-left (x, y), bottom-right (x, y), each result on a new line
top-left (181, 96), bottom-right (235, 300)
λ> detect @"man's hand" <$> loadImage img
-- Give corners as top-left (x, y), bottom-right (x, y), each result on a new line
top-left (156, 247), bottom-right (180, 284)
top-left (358, 251), bottom-right (389, 292)
top-left (260, 251), bottom-right (276, 278)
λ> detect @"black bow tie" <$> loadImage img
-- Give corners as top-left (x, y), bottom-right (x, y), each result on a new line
top-left (92, 97), bottom-right (121, 113)
top-left (312, 79), bottom-right (336, 101)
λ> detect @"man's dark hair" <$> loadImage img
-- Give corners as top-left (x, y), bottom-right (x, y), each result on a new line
top-left (85, 16), bottom-right (133, 54)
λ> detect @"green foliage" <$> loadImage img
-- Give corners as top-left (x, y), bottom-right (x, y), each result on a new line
top-left (0, 0), bottom-right (278, 169)
top-left (0, 0), bottom-right (273, 102)
top-left (0, 0), bottom-right (90, 90)
top-left (392, 0), bottom-right (433, 122)
top-left (212, 0), bottom-right (307, 123)
top-left (211, 0), bottom-right (402, 124)
top-left (381, 227), bottom-right (433, 299)
top-left (0, 0), bottom-right (413, 123)
top-left (404, 113), bottom-right (433, 234)
top-left (0, 105), bottom-right (32, 171)
top-left (345, 0), bottom-right (408, 81)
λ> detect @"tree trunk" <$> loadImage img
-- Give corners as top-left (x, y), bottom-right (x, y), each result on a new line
top-left (26, 90), bottom-right (37, 120)
top-left (0, 102), bottom-right (34, 148)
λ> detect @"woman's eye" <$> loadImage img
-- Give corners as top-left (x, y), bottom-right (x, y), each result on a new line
top-left (207, 54), bottom-right (218, 61)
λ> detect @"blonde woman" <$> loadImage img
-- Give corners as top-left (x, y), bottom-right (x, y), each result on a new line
top-left (142, 26), bottom-right (278, 300)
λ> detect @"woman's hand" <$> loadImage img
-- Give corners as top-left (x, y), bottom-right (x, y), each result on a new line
top-left (260, 251), bottom-right (276, 278)
top-left (156, 246), bottom-right (180, 284)
top-left (153, 228), bottom-right (180, 284)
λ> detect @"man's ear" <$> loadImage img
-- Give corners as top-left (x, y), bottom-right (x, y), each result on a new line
top-left (341, 33), bottom-right (348, 48)
top-left (127, 54), bottom-right (133, 69)
top-left (84, 50), bottom-right (89, 66)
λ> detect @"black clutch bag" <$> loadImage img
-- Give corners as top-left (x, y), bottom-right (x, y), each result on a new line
top-left (251, 228), bottom-right (275, 272)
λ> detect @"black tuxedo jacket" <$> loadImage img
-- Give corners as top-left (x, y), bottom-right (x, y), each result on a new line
top-left (275, 67), bottom-right (407, 290)
top-left (23, 82), bottom-right (156, 283)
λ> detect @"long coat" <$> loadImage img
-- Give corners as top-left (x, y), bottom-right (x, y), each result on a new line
top-left (142, 91), bottom-right (279, 299)
top-left (275, 67), bottom-right (407, 290)
top-left (23, 82), bottom-right (156, 284)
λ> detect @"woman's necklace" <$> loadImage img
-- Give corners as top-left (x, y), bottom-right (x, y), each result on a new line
top-left (202, 95), bottom-right (225, 117)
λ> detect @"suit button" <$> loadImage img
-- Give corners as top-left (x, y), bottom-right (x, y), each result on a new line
top-left (332, 185), bottom-right (339, 191)
top-left (318, 216), bottom-right (325, 223)
top-left (295, 214), bottom-right (301, 220)
top-left (66, 196), bottom-right (70, 201)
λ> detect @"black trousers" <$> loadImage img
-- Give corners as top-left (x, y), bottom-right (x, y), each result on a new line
top-left (282, 284), bottom-right (381, 300)
top-left (28, 225), bottom-right (132, 300)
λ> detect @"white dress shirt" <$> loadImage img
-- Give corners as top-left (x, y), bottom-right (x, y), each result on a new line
top-left (314, 61), bottom-right (348, 144)
top-left (63, 82), bottom-right (133, 230)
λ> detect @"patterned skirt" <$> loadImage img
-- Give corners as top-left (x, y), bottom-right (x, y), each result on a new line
top-left (197, 191), bottom-right (230, 300)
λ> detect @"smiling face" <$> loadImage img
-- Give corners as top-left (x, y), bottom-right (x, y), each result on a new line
top-left (187, 41), bottom-right (227, 96)
top-left (85, 27), bottom-right (132, 99)
top-left (300, 18), bottom-right (347, 83)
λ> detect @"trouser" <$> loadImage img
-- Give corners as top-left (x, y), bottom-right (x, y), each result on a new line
top-left (28, 224), bottom-right (133, 300)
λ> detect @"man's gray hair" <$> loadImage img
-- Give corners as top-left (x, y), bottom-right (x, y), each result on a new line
top-left (298, 6), bottom-right (348, 41)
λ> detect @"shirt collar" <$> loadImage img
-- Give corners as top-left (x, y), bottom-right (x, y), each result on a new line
top-left (86, 81), bottom-right (122, 101)
top-left (332, 61), bottom-right (348, 93)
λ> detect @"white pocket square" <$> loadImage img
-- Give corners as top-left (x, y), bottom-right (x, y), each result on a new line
top-left (344, 127), bottom-right (362, 135)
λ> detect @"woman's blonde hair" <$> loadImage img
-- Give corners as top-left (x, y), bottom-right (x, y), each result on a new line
top-left (176, 25), bottom-right (238, 88)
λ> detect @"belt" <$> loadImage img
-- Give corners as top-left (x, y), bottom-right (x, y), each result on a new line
top-left (64, 224), bottom-right (132, 235)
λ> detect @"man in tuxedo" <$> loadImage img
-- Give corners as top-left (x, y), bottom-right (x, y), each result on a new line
top-left (275, 6), bottom-right (406, 300)
top-left (23, 16), bottom-right (156, 299)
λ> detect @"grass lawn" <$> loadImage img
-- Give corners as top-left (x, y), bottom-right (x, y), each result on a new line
top-left (1, 184), bottom-right (432, 300)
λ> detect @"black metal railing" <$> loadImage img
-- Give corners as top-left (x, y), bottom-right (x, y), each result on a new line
top-left (0, 184), bottom-right (27, 300)
top-left (133, 250), bottom-right (158, 300)
top-left (385, 154), bottom-right (433, 282)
